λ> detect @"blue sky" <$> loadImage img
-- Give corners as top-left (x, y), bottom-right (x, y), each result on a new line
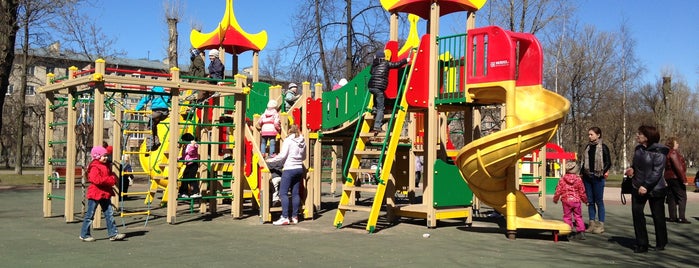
top-left (79, 0), bottom-right (698, 88)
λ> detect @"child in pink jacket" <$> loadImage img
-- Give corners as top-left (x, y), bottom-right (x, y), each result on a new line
top-left (553, 161), bottom-right (588, 240)
top-left (257, 100), bottom-right (281, 157)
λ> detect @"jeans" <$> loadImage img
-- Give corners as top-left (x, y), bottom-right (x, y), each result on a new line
top-left (583, 175), bottom-right (605, 222)
top-left (279, 168), bottom-right (304, 219)
top-left (631, 189), bottom-right (667, 248)
top-left (260, 136), bottom-right (276, 155)
top-left (368, 87), bottom-right (385, 131)
top-left (80, 198), bottom-right (119, 238)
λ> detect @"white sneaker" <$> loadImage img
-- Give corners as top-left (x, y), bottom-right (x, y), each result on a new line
top-left (190, 193), bottom-right (202, 198)
top-left (180, 194), bottom-right (189, 198)
top-left (273, 217), bottom-right (290, 226)
top-left (291, 217), bottom-right (299, 224)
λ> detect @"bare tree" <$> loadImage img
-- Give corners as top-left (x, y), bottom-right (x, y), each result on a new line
top-left (480, 0), bottom-right (573, 34)
top-left (164, 0), bottom-right (181, 69)
top-left (0, 0), bottom-right (20, 168)
top-left (49, 2), bottom-right (125, 62)
top-left (285, 0), bottom-right (388, 87)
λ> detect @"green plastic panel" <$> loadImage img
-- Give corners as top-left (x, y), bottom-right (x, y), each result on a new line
top-left (320, 66), bottom-right (372, 130)
top-left (433, 159), bottom-right (473, 208)
top-left (244, 82), bottom-right (272, 120)
top-left (546, 177), bottom-right (559, 195)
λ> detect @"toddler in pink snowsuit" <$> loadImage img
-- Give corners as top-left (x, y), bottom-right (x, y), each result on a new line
top-left (553, 161), bottom-right (588, 239)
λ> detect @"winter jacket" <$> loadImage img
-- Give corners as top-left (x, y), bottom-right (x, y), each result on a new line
top-left (553, 173), bottom-right (588, 204)
top-left (190, 55), bottom-right (206, 77)
top-left (209, 58), bottom-right (225, 79)
top-left (631, 143), bottom-right (669, 194)
top-left (180, 143), bottom-right (199, 165)
top-left (284, 91), bottom-right (300, 111)
top-left (367, 57), bottom-right (409, 91)
top-left (257, 108), bottom-right (281, 137)
top-left (664, 148), bottom-right (687, 182)
top-left (135, 86), bottom-right (170, 110)
top-left (267, 159), bottom-right (284, 179)
top-left (266, 133), bottom-right (306, 171)
top-left (86, 159), bottom-right (117, 200)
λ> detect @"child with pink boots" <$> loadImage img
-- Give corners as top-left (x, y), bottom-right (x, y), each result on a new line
top-left (553, 162), bottom-right (588, 240)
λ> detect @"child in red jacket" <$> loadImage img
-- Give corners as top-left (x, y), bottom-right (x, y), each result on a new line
top-left (553, 161), bottom-right (588, 240)
top-left (79, 146), bottom-right (126, 242)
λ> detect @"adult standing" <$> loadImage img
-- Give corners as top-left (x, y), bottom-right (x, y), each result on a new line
top-left (626, 125), bottom-right (669, 253)
top-left (664, 136), bottom-right (690, 223)
top-left (267, 125), bottom-right (306, 225)
top-left (208, 49), bottom-right (224, 82)
top-left (581, 126), bottom-right (611, 234)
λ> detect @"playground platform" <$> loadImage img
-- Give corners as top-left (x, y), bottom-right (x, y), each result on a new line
top-left (2, 184), bottom-right (699, 267)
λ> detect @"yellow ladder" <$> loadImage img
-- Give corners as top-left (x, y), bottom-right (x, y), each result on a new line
top-left (333, 72), bottom-right (412, 233)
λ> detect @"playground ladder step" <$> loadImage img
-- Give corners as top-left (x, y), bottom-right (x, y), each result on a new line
top-left (353, 150), bottom-right (383, 156)
top-left (337, 204), bottom-right (372, 212)
top-left (334, 58), bottom-right (414, 233)
top-left (342, 186), bottom-right (378, 193)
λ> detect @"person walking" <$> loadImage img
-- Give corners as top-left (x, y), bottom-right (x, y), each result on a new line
top-left (626, 125), bottom-right (669, 253)
top-left (367, 49), bottom-right (409, 134)
top-left (79, 146), bottom-right (126, 242)
top-left (553, 162), bottom-right (588, 240)
top-left (581, 126), bottom-right (611, 234)
top-left (415, 155), bottom-right (423, 188)
top-left (266, 125), bottom-right (306, 225)
top-left (664, 136), bottom-right (690, 224)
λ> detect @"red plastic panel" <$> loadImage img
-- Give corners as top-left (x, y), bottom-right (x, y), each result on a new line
top-left (405, 34), bottom-right (432, 108)
top-left (384, 41), bottom-right (400, 99)
top-left (466, 26), bottom-right (543, 86)
top-left (244, 138), bottom-right (252, 177)
top-left (305, 97), bottom-right (322, 131)
top-left (290, 107), bottom-right (302, 130)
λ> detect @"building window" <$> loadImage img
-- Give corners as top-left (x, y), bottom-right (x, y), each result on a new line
top-left (25, 86), bottom-right (35, 96)
top-left (5, 84), bottom-right (13, 95)
top-left (26, 66), bottom-right (35, 76)
top-left (46, 66), bottom-right (55, 74)
top-left (104, 110), bottom-right (111, 120)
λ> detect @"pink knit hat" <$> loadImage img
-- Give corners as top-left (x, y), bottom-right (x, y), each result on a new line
top-left (91, 146), bottom-right (108, 160)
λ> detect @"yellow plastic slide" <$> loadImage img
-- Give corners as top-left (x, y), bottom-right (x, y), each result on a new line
top-left (454, 84), bottom-right (572, 236)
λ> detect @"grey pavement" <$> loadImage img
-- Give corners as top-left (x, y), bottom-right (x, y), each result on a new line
top-left (2, 184), bottom-right (699, 267)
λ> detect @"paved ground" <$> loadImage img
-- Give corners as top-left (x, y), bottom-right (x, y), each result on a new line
top-left (2, 183), bottom-right (699, 267)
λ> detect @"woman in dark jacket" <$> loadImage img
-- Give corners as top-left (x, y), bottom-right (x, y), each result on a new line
top-left (367, 49), bottom-right (409, 133)
top-left (626, 125), bottom-right (669, 253)
top-left (664, 136), bottom-right (689, 223)
top-left (581, 127), bottom-right (611, 234)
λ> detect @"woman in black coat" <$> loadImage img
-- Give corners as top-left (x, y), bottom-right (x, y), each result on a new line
top-left (625, 125), bottom-right (669, 253)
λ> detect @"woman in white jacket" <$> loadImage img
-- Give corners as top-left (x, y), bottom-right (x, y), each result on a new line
top-left (266, 124), bottom-right (306, 225)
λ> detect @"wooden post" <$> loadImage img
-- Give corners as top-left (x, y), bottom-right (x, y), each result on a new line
top-left (92, 59), bottom-right (106, 227)
top-left (43, 89), bottom-right (55, 218)
top-left (231, 75), bottom-right (247, 218)
top-left (166, 87), bottom-right (181, 224)
top-left (424, 1), bottom-right (440, 228)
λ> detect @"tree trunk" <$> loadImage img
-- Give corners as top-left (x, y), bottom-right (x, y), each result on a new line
top-left (167, 17), bottom-right (178, 69)
top-left (0, 0), bottom-right (20, 149)
top-left (315, 0), bottom-right (331, 90)
top-left (14, 14), bottom-right (28, 175)
top-left (344, 0), bottom-right (353, 80)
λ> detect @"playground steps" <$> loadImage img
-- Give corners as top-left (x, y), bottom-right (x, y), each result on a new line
top-left (333, 64), bottom-right (413, 233)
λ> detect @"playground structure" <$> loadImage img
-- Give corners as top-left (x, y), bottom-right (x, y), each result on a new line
top-left (39, 0), bottom-right (575, 240)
